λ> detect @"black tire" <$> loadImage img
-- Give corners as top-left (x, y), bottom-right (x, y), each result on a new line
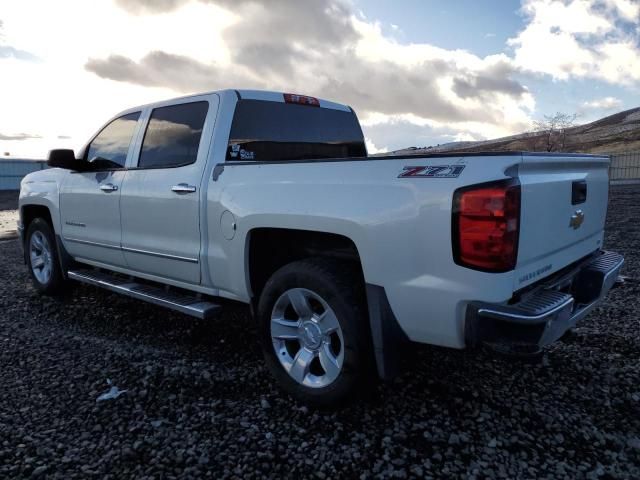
top-left (257, 258), bottom-right (374, 407)
top-left (25, 218), bottom-right (66, 295)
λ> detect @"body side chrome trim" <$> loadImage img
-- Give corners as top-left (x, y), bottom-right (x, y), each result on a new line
top-left (121, 246), bottom-right (199, 264)
top-left (64, 237), bottom-right (199, 263)
top-left (63, 237), bottom-right (120, 250)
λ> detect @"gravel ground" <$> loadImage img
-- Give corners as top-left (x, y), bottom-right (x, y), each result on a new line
top-left (1, 186), bottom-right (639, 479)
top-left (0, 190), bottom-right (19, 240)
top-left (0, 190), bottom-right (18, 210)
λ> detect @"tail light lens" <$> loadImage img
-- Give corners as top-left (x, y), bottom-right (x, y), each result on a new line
top-left (452, 181), bottom-right (521, 272)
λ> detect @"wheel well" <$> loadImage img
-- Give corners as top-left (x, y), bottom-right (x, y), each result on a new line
top-left (21, 204), bottom-right (75, 275)
top-left (247, 228), bottom-right (364, 299)
top-left (21, 205), bottom-right (54, 233)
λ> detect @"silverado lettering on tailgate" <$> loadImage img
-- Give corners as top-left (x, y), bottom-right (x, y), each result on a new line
top-left (518, 264), bottom-right (553, 284)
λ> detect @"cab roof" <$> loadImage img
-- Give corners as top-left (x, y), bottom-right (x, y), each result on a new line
top-left (123, 89), bottom-right (352, 114)
top-left (234, 90), bottom-right (352, 112)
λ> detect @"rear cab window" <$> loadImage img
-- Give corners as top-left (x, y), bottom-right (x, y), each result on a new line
top-left (226, 100), bottom-right (367, 162)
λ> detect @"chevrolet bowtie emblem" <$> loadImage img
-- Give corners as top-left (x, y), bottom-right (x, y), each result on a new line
top-left (570, 209), bottom-right (585, 229)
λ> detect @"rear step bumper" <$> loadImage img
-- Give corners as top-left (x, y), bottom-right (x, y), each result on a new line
top-left (465, 250), bottom-right (624, 355)
top-left (67, 269), bottom-right (222, 319)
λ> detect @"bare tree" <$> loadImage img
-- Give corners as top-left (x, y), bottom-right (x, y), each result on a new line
top-left (532, 112), bottom-right (578, 152)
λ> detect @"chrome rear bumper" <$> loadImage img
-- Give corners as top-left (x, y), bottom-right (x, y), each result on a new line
top-left (465, 250), bottom-right (624, 355)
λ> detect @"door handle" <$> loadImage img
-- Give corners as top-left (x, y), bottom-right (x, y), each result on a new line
top-left (171, 183), bottom-right (197, 194)
top-left (100, 183), bottom-right (118, 192)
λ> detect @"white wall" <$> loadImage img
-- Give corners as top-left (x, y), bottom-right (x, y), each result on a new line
top-left (610, 153), bottom-right (640, 181)
top-left (0, 159), bottom-right (47, 190)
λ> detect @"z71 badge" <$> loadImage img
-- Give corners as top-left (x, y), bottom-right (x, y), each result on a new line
top-left (398, 165), bottom-right (465, 178)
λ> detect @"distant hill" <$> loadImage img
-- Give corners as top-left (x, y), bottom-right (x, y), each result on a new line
top-left (391, 107), bottom-right (640, 156)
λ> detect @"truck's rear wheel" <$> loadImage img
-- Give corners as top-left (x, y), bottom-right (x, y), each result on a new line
top-left (257, 258), bottom-right (373, 407)
top-left (25, 218), bottom-right (65, 295)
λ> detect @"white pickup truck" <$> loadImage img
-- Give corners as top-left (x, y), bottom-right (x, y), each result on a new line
top-left (19, 89), bottom-right (624, 405)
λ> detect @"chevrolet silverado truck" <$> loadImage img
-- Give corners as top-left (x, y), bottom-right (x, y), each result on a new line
top-left (18, 89), bottom-right (624, 405)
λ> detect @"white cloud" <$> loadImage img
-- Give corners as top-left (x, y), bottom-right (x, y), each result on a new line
top-left (509, 0), bottom-right (640, 85)
top-left (3, 0), bottom-right (234, 65)
top-left (82, 1), bottom-right (536, 150)
top-left (603, 0), bottom-right (640, 21)
top-left (453, 132), bottom-right (479, 142)
top-left (581, 96), bottom-right (623, 110)
top-left (0, 0), bottom-right (235, 157)
top-left (359, 112), bottom-right (524, 152)
top-left (0, 0), bottom-right (634, 157)
top-left (577, 96), bottom-right (624, 120)
top-left (364, 137), bottom-right (386, 154)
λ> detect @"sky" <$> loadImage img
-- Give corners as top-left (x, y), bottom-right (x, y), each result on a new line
top-left (0, 0), bottom-right (639, 158)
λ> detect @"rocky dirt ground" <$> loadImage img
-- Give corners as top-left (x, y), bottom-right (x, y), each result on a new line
top-left (0, 187), bottom-right (638, 479)
top-left (0, 190), bottom-right (19, 240)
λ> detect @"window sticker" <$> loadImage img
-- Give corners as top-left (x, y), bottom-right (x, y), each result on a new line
top-left (229, 143), bottom-right (255, 160)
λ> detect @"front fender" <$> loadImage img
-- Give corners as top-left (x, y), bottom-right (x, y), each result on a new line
top-left (19, 169), bottom-right (65, 234)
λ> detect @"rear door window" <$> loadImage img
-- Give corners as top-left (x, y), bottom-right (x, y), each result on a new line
top-left (227, 100), bottom-right (367, 161)
top-left (86, 112), bottom-right (140, 169)
top-left (138, 101), bottom-right (209, 169)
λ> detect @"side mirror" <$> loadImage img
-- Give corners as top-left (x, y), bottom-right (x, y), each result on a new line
top-left (47, 149), bottom-right (85, 170)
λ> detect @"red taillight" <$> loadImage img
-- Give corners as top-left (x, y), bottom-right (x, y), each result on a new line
top-left (283, 93), bottom-right (320, 107)
top-left (452, 181), bottom-right (521, 272)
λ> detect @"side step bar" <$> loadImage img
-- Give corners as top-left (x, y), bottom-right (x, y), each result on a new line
top-left (67, 269), bottom-right (222, 319)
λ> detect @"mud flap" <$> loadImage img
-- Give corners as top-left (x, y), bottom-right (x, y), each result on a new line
top-left (365, 284), bottom-right (410, 380)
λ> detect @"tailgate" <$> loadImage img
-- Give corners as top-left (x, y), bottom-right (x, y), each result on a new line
top-left (514, 153), bottom-right (610, 290)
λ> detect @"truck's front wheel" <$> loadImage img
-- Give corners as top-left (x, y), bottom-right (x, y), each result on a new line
top-left (257, 258), bottom-right (373, 407)
top-left (25, 218), bottom-right (66, 295)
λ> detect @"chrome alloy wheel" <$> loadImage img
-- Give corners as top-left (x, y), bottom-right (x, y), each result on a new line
top-left (270, 288), bottom-right (345, 388)
top-left (29, 231), bottom-right (53, 285)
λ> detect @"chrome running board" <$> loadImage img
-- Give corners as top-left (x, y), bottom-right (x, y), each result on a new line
top-left (67, 268), bottom-right (222, 319)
